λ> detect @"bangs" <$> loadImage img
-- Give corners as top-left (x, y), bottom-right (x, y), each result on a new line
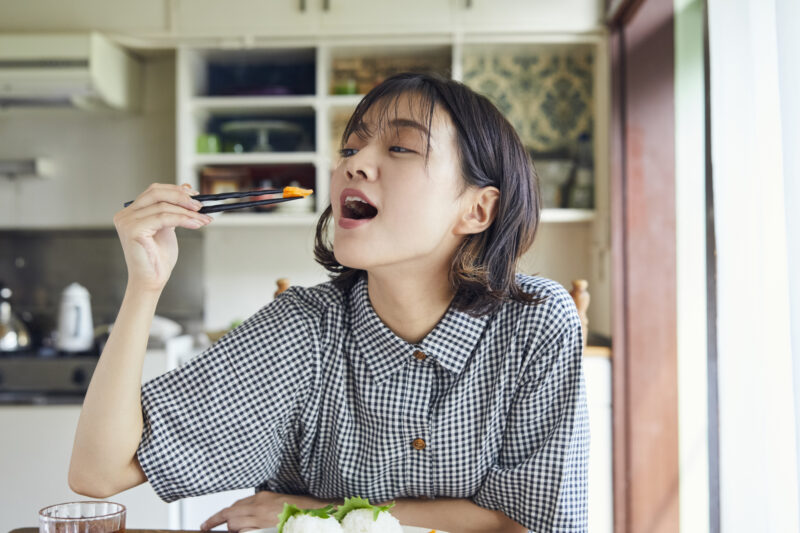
top-left (340, 78), bottom-right (441, 160)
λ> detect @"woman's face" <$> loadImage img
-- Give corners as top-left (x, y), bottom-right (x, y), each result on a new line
top-left (330, 93), bottom-right (469, 275)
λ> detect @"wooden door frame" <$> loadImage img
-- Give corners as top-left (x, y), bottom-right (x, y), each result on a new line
top-left (607, 0), bottom-right (680, 532)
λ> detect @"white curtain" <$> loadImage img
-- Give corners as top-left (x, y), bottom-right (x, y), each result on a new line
top-left (776, 0), bottom-right (800, 526)
top-left (708, 0), bottom-right (800, 531)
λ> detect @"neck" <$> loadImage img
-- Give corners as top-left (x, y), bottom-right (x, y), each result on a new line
top-left (366, 267), bottom-right (455, 345)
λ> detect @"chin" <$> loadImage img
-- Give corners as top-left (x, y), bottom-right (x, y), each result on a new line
top-left (332, 244), bottom-right (372, 271)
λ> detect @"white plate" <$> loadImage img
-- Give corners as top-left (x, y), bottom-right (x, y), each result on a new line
top-left (250, 527), bottom-right (444, 533)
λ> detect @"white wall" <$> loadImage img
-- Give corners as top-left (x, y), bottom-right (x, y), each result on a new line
top-left (0, 54), bottom-right (175, 228)
top-left (203, 224), bottom-right (329, 329)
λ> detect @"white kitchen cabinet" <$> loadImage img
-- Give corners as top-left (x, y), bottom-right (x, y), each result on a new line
top-left (172, 0), bottom-right (453, 38)
top-left (318, 0), bottom-right (453, 34)
top-left (0, 0), bottom-right (167, 33)
top-left (170, 0), bottom-right (603, 39)
top-left (172, 0), bottom-right (320, 37)
top-left (454, 0), bottom-right (604, 34)
top-left (0, 350), bottom-right (177, 533)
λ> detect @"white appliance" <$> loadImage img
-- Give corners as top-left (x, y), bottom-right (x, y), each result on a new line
top-left (56, 282), bottom-right (94, 352)
top-left (0, 33), bottom-right (142, 111)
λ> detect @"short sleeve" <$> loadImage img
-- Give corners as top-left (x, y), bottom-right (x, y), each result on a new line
top-left (136, 287), bottom-right (318, 503)
top-left (471, 290), bottom-right (589, 532)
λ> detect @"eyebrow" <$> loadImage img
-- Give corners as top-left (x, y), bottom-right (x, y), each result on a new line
top-left (349, 118), bottom-right (431, 139)
top-left (387, 118), bottom-right (430, 136)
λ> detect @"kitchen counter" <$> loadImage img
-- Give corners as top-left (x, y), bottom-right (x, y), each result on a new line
top-left (0, 349), bottom-right (174, 405)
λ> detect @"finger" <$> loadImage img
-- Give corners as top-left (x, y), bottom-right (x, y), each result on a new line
top-left (201, 507), bottom-right (230, 530)
top-left (124, 210), bottom-right (210, 234)
top-left (129, 183), bottom-right (202, 212)
top-left (226, 516), bottom-right (264, 533)
top-left (130, 202), bottom-right (212, 225)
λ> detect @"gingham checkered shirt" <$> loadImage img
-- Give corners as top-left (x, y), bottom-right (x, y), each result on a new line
top-left (137, 272), bottom-right (589, 532)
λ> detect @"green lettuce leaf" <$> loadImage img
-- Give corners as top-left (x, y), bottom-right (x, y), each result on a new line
top-left (276, 503), bottom-right (335, 533)
top-left (333, 496), bottom-right (396, 522)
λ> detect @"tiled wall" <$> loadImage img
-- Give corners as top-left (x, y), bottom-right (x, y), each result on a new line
top-left (0, 229), bottom-right (204, 343)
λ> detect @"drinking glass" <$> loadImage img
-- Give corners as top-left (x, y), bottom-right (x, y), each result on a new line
top-left (39, 501), bottom-right (126, 533)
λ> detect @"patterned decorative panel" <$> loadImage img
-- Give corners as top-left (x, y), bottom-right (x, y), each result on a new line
top-left (463, 45), bottom-right (594, 153)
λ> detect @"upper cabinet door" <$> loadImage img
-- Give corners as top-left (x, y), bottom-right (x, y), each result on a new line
top-left (319, 0), bottom-right (453, 34)
top-left (0, 0), bottom-right (167, 32)
top-left (455, 0), bottom-right (604, 33)
top-left (173, 0), bottom-right (320, 37)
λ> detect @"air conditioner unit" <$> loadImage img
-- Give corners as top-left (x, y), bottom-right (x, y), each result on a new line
top-left (0, 33), bottom-right (142, 111)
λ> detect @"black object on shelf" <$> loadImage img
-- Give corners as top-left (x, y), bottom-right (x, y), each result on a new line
top-left (207, 60), bottom-right (316, 96)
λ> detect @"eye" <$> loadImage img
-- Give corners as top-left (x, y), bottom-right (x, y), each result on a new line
top-left (339, 148), bottom-right (358, 157)
top-left (389, 146), bottom-right (415, 154)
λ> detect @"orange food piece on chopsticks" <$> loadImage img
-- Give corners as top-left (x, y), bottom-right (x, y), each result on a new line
top-left (282, 186), bottom-right (314, 198)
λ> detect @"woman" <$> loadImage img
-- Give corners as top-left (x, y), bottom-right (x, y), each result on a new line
top-left (69, 73), bottom-right (588, 533)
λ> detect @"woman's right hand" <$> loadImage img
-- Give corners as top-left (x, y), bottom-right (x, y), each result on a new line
top-left (113, 183), bottom-right (212, 293)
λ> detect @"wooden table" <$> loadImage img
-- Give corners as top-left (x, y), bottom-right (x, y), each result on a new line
top-left (13, 530), bottom-right (201, 533)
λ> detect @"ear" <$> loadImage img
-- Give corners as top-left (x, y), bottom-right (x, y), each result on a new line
top-left (454, 186), bottom-right (500, 235)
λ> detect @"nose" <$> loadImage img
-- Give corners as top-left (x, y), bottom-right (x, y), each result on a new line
top-left (344, 147), bottom-right (377, 182)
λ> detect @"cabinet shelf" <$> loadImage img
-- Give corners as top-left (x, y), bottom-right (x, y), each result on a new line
top-left (190, 96), bottom-right (318, 112)
top-left (193, 153), bottom-right (318, 166)
top-left (540, 208), bottom-right (595, 223)
top-left (207, 212), bottom-right (319, 227)
top-left (325, 95), bottom-right (365, 108)
top-left (203, 208), bottom-right (593, 226)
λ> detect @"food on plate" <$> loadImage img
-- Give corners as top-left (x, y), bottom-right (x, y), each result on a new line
top-left (334, 497), bottom-right (402, 533)
top-left (277, 497), bottom-right (419, 533)
top-left (277, 503), bottom-right (342, 533)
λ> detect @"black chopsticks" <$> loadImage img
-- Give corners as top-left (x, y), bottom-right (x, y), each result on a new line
top-left (123, 187), bottom-right (313, 214)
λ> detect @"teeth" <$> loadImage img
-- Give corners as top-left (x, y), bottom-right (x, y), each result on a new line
top-left (345, 196), bottom-right (369, 205)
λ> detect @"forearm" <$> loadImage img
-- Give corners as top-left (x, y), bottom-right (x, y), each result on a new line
top-left (69, 285), bottom-right (160, 496)
top-left (388, 497), bottom-right (526, 533)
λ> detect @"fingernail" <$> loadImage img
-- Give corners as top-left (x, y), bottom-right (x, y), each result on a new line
top-left (192, 200), bottom-right (203, 209)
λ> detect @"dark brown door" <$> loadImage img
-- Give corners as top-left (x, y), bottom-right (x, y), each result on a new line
top-left (608, 0), bottom-right (680, 532)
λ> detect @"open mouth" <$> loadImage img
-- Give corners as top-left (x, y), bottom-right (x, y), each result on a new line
top-left (342, 196), bottom-right (378, 220)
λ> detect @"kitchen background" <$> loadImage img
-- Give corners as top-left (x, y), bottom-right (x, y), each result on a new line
top-left (0, 1), bottom-right (613, 532)
top-left (0, 46), bottom-right (609, 336)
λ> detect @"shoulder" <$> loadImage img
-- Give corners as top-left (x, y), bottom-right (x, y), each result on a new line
top-left (508, 273), bottom-right (581, 350)
top-left (274, 280), bottom-right (347, 318)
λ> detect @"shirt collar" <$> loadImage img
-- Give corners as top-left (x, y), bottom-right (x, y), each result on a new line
top-left (350, 273), bottom-right (491, 384)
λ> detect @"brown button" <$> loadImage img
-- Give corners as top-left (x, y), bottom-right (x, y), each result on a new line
top-left (412, 438), bottom-right (427, 450)
top-left (413, 350), bottom-right (427, 361)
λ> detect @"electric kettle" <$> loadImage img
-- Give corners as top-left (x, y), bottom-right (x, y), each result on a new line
top-left (56, 282), bottom-right (94, 352)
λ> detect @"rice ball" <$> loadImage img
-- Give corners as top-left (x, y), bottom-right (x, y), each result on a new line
top-left (283, 514), bottom-right (343, 533)
top-left (340, 508), bottom-right (403, 533)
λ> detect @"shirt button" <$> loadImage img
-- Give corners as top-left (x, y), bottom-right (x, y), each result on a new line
top-left (413, 350), bottom-right (427, 361)
top-left (412, 438), bottom-right (427, 450)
